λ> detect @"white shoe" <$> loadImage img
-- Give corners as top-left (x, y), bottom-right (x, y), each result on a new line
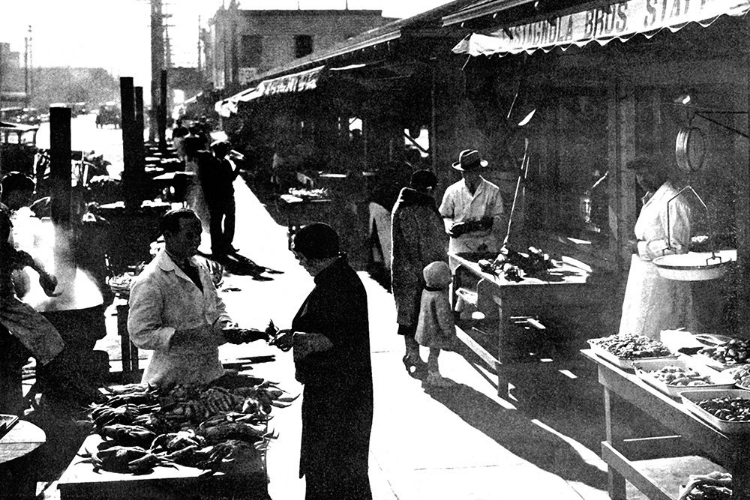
top-left (425, 372), bottom-right (456, 388)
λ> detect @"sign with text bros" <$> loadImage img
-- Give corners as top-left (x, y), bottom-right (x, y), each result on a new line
top-left (454, 0), bottom-right (750, 56)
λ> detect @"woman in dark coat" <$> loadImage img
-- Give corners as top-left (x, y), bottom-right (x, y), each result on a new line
top-left (274, 223), bottom-right (373, 500)
top-left (390, 170), bottom-right (448, 376)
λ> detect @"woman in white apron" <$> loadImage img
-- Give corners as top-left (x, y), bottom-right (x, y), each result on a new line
top-left (619, 157), bottom-right (696, 340)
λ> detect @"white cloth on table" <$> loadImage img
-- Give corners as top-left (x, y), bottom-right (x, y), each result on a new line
top-left (619, 181), bottom-right (696, 340)
top-left (127, 249), bottom-right (232, 387)
top-left (439, 177), bottom-right (504, 258)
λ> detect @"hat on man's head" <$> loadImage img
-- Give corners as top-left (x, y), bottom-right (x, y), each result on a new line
top-left (292, 223), bottom-right (340, 260)
top-left (452, 149), bottom-right (488, 171)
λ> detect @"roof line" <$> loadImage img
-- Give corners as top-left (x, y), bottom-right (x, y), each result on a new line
top-left (443, 0), bottom-right (535, 27)
top-left (232, 0), bottom-right (487, 86)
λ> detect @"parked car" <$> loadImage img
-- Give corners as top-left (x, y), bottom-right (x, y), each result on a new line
top-left (96, 103), bottom-right (121, 128)
top-left (1, 107), bottom-right (41, 126)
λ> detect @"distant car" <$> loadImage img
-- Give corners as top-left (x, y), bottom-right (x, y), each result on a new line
top-left (96, 103), bottom-right (121, 128)
top-left (1, 107), bottom-right (41, 126)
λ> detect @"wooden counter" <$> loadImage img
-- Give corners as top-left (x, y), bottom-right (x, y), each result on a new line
top-left (449, 252), bottom-right (606, 395)
top-left (57, 434), bottom-right (269, 500)
top-left (582, 349), bottom-right (750, 500)
top-left (0, 419), bottom-right (46, 498)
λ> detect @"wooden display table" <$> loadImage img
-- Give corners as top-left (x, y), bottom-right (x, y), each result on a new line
top-left (0, 419), bottom-right (46, 498)
top-left (449, 252), bottom-right (605, 395)
top-left (58, 434), bottom-right (269, 500)
top-left (582, 349), bottom-right (750, 500)
top-left (276, 194), bottom-right (335, 248)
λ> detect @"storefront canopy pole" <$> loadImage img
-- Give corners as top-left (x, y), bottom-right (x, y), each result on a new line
top-left (742, 20), bottom-right (750, 336)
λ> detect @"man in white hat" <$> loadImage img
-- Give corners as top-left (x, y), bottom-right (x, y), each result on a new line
top-left (439, 149), bottom-right (505, 254)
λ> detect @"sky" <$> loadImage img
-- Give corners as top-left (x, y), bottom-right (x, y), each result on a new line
top-left (0, 0), bottom-right (454, 86)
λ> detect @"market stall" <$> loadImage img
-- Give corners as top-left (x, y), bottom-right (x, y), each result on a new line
top-left (56, 374), bottom-right (295, 500)
top-left (582, 343), bottom-right (749, 500)
top-left (450, 249), bottom-right (610, 395)
top-left (276, 192), bottom-right (336, 249)
top-left (443, 0), bottom-right (750, 338)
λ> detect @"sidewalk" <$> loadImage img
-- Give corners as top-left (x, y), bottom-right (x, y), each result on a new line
top-left (199, 177), bottom-right (619, 500)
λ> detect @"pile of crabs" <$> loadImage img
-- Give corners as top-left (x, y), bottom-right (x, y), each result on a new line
top-left (81, 377), bottom-right (297, 475)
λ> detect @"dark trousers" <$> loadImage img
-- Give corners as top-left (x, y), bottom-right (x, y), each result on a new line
top-left (0, 326), bottom-right (31, 416)
top-left (208, 197), bottom-right (236, 256)
top-left (305, 471), bottom-right (372, 500)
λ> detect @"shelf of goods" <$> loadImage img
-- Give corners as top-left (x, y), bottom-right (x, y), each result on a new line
top-left (583, 349), bottom-right (750, 500)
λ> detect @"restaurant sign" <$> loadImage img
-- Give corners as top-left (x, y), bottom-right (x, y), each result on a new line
top-left (453, 0), bottom-right (750, 56)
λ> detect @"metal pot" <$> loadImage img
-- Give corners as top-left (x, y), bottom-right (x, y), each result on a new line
top-left (675, 126), bottom-right (706, 173)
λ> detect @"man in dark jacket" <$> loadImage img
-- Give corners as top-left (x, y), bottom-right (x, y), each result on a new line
top-left (202, 140), bottom-right (239, 258)
top-left (274, 223), bottom-right (373, 500)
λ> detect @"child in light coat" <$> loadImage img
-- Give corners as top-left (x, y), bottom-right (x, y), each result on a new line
top-left (415, 261), bottom-right (457, 387)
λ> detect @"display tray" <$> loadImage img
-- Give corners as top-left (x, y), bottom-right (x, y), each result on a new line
top-left (633, 358), bottom-right (734, 398)
top-left (587, 340), bottom-right (678, 370)
top-left (0, 414), bottom-right (19, 438)
top-left (681, 389), bottom-right (750, 434)
top-left (691, 352), bottom-right (749, 372)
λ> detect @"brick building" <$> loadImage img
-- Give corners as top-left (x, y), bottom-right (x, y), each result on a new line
top-left (207, 5), bottom-right (396, 93)
top-left (0, 42), bottom-right (25, 103)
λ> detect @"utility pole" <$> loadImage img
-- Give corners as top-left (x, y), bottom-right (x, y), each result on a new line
top-left (150, 0), bottom-right (165, 143)
top-left (197, 16), bottom-right (202, 76)
top-left (28, 26), bottom-right (33, 106)
top-left (24, 26), bottom-right (32, 107)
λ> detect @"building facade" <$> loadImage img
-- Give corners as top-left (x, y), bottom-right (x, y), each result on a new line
top-left (0, 42), bottom-right (25, 103)
top-left (208, 6), bottom-right (396, 92)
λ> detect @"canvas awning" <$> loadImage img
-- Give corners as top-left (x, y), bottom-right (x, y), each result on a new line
top-left (452, 0), bottom-right (750, 57)
top-left (216, 66), bottom-right (325, 117)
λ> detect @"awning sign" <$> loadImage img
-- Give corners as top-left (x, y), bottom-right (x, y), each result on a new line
top-left (258, 66), bottom-right (324, 97)
top-left (216, 65), bottom-right (325, 117)
top-left (453, 0), bottom-right (750, 56)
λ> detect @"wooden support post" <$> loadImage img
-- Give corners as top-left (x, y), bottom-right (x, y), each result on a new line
top-left (135, 86), bottom-right (147, 178)
top-left (159, 69), bottom-right (168, 153)
top-left (121, 77), bottom-right (141, 210)
top-left (738, 40), bottom-right (750, 337)
top-left (49, 106), bottom-right (72, 227)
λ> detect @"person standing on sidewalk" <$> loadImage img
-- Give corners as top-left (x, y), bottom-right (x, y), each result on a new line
top-left (202, 140), bottom-right (239, 259)
top-left (171, 119), bottom-right (189, 162)
top-left (391, 170), bottom-right (448, 377)
top-left (273, 223), bottom-right (373, 500)
top-left (416, 261), bottom-right (457, 388)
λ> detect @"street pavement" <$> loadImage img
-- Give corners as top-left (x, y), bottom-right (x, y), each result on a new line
top-left (41, 174), bottom-right (705, 499)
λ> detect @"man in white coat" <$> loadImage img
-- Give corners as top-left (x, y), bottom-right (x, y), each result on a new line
top-left (439, 149), bottom-right (505, 255)
top-left (619, 157), bottom-right (696, 340)
top-left (128, 208), bottom-right (237, 388)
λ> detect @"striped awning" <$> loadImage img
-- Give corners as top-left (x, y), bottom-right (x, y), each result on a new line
top-left (452, 0), bottom-right (750, 57)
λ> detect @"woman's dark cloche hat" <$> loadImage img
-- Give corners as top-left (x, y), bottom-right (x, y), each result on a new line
top-left (292, 223), bottom-right (340, 259)
top-left (452, 149), bottom-right (488, 171)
